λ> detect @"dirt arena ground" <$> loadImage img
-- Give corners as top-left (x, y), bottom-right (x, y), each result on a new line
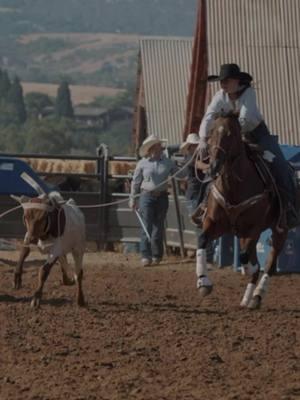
top-left (0, 250), bottom-right (299, 400)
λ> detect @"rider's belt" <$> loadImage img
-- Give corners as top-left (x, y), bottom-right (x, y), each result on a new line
top-left (142, 190), bottom-right (168, 197)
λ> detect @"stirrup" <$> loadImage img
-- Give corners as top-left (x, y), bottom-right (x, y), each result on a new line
top-left (191, 204), bottom-right (206, 226)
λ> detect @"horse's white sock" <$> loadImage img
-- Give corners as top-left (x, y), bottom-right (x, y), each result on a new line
top-left (196, 249), bottom-right (212, 288)
top-left (253, 273), bottom-right (270, 298)
top-left (196, 249), bottom-right (207, 277)
top-left (240, 283), bottom-right (256, 307)
top-left (241, 263), bottom-right (259, 276)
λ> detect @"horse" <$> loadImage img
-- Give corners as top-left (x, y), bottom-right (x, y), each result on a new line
top-left (194, 113), bottom-right (291, 309)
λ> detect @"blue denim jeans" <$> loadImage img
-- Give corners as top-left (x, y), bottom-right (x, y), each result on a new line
top-left (139, 192), bottom-right (169, 260)
top-left (249, 123), bottom-right (296, 206)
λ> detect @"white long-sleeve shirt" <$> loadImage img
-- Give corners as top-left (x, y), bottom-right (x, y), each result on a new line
top-left (199, 87), bottom-right (264, 139)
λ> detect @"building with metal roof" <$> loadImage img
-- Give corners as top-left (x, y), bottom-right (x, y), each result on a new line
top-left (133, 37), bottom-right (193, 150)
top-left (186, 0), bottom-right (300, 145)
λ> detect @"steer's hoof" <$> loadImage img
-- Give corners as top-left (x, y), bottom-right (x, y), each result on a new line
top-left (247, 295), bottom-right (262, 310)
top-left (198, 285), bottom-right (213, 298)
top-left (30, 296), bottom-right (41, 309)
top-left (13, 274), bottom-right (22, 290)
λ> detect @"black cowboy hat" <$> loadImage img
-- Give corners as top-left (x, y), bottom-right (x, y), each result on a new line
top-left (207, 63), bottom-right (253, 83)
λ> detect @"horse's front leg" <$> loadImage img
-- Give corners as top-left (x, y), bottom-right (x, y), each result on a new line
top-left (196, 218), bottom-right (220, 298)
top-left (31, 257), bottom-right (57, 308)
top-left (248, 229), bottom-right (287, 309)
top-left (239, 237), bottom-right (260, 308)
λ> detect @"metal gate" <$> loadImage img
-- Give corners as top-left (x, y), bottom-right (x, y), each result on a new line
top-left (0, 147), bottom-right (198, 253)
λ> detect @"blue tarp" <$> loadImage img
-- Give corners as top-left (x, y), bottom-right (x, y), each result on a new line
top-left (280, 144), bottom-right (300, 167)
top-left (0, 157), bottom-right (50, 196)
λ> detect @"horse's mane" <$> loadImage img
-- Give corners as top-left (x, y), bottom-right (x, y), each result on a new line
top-left (213, 110), bottom-right (239, 120)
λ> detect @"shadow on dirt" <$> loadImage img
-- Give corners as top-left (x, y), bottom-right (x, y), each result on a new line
top-left (0, 294), bottom-right (72, 307)
top-left (88, 301), bottom-right (226, 316)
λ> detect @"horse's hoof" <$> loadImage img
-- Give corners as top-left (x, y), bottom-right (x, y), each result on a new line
top-left (77, 296), bottom-right (85, 307)
top-left (30, 297), bottom-right (41, 309)
top-left (247, 295), bottom-right (262, 310)
top-left (62, 277), bottom-right (75, 286)
top-left (77, 300), bottom-right (85, 307)
top-left (198, 285), bottom-right (213, 298)
top-left (13, 274), bottom-right (22, 290)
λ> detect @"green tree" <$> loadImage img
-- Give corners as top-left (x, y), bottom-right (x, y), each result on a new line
top-left (55, 81), bottom-right (74, 118)
top-left (0, 124), bottom-right (25, 152)
top-left (25, 92), bottom-right (53, 119)
top-left (23, 118), bottom-right (74, 154)
top-left (0, 69), bottom-right (11, 100)
top-left (7, 76), bottom-right (27, 123)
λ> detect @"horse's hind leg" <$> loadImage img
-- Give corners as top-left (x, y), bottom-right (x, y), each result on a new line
top-left (239, 237), bottom-right (260, 307)
top-left (72, 249), bottom-right (85, 307)
top-left (59, 255), bottom-right (75, 286)
top-left (248, 229), bottom-right (287, 309)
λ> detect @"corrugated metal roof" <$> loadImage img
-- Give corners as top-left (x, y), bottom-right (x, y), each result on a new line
top-left (206, 0), bottom-right (300, 145)
top-left (140, 37), bottom-right (193, 145)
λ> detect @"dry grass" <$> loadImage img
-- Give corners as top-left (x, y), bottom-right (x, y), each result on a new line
top-left (22, 82), bottom-right (124, 105)
top-left (18, 32), bottom-right (139, 45)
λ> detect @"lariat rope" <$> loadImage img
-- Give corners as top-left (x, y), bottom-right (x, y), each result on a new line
top-left (0, 150), bottom-right (198, 220)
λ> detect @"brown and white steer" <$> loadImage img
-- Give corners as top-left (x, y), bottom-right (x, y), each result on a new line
top-left (12, 192), bottom-right (86, 308)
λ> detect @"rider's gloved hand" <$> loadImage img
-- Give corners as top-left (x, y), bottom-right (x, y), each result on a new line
top-left (197, 137), bottom-right (209, 160)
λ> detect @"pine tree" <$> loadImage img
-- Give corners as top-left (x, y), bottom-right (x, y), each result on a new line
top-left (0, 69), bottom-right (11, 100)
top-left (55, 81), bottom-right (74, 118)
top-left (7, 76), bottom-right (27, 123)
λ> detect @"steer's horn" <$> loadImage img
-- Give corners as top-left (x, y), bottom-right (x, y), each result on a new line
top-left (21, 172), bottom-right (46, 195)
top-left (10, 194), bottom-right (30, 204)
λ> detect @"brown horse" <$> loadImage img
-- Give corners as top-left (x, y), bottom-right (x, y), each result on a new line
top-left (194, 113), bottom-right (289, 309)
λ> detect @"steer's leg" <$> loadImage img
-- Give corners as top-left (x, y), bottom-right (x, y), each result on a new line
top-left (72, 249), bottom-right (85, 307)
top-left (59, 255), bottom-right (75, 286)
top-left (14, 244), bottom-right (30, 289)
top-left (31, 258), bottom-right (57, 308)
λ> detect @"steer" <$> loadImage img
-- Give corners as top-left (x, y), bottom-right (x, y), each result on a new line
top-left (12, 191), bottom-right (85, 308)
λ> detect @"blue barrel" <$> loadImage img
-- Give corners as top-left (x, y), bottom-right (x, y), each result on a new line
top-left (216, 234), bottom-right (234, 267)
top-left (256, 228), bottom-right (300, 273)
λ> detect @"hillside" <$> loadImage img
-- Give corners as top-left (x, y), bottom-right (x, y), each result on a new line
top-left (0, 1), bottom-right (198, 88)
top-left (3, 32), bottom-right (139, 88)
top-left (0, 0), bottom-right (197, 36)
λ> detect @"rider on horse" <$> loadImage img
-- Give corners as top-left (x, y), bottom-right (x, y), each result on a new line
top-left (197, 63), bottom-right (298, 229)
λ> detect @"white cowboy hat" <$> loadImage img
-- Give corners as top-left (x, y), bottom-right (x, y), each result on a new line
top-left (139, 135), bottom-right (165, 157)
top-left (180, 133), bottom-right (200, 155)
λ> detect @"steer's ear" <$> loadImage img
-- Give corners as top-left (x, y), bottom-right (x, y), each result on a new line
top-left (10, 194), bottom-right (30, 204)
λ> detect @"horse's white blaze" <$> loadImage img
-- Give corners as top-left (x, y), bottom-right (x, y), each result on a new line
top-left (240, 283), bottom-right (256, 307)
top-left (217, 125), bottom-right (225, 134)
top-left (253, 273), bottom-right (270, 298)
